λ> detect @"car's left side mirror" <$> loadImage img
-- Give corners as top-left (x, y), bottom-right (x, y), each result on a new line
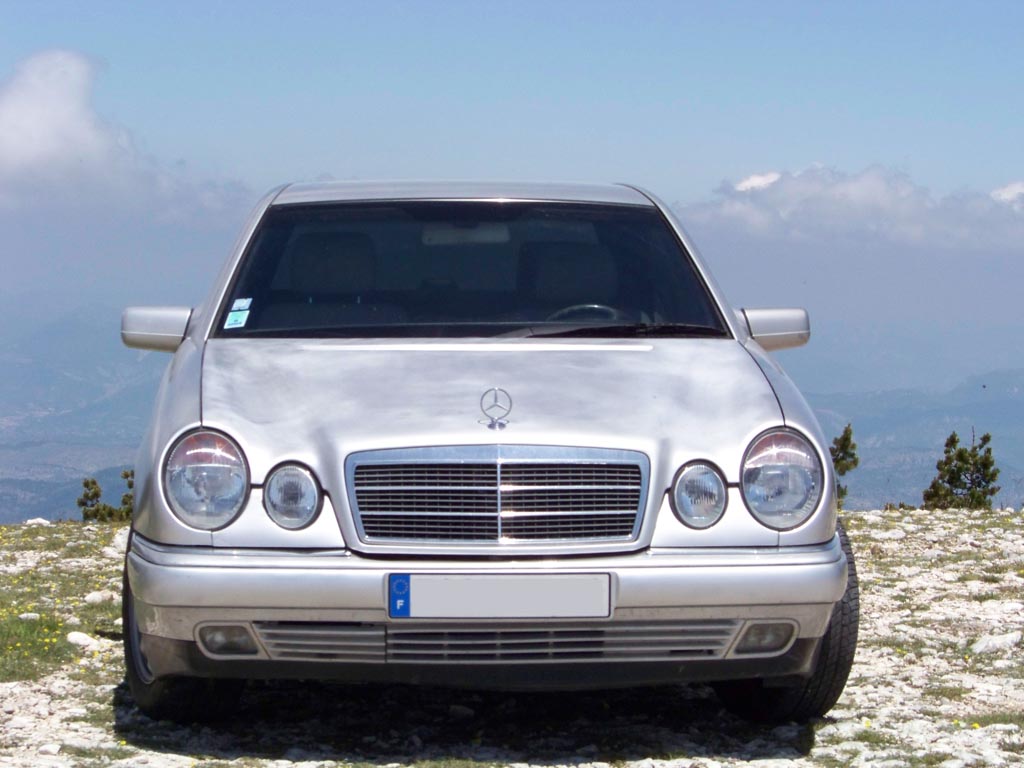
top-left (122, 306), bottom-right (193, 352)
top-left (742, 308), bottom-right (810, 351)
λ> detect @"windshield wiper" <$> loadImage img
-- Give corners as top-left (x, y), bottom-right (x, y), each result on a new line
top-left (519, 323), bottom-right (728, 339)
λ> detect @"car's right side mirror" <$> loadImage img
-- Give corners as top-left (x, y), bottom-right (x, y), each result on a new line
top-left (122, 306), bottom-right (193, 352)
top-left (742, 308), bottom-right (810, 351)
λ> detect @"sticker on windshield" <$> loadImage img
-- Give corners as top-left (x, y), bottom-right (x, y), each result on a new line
top-left (231, 297), bottom-right (253, 311)
top-left (224, 310), bottom-right (250, 329)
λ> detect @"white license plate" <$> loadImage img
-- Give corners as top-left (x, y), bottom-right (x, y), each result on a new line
top-left (388, 573), bottom-right (610, 619)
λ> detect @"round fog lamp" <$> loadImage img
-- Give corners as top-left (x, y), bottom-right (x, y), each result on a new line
top-left (671, 462), bottom-right (727, 529)
top-left (264, 464), bottom-right (322, 529)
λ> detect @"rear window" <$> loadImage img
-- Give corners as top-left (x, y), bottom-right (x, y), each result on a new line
top-left (215, 201), bottom-right (726, 338)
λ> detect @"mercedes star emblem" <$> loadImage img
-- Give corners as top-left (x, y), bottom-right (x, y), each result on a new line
top-left (480, 387), bottom-right (513, 430)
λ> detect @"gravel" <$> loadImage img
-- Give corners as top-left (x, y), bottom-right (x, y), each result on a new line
top-left (1, 508), bottom-right (1022, 768)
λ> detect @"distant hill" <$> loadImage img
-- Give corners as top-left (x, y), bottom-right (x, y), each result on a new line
top-left (808, 368), bottom-right (1024, 511)
top-left (1, 306), bottom-right (1021, 521)
top-left (0, 465), bottom-right (131, 524)
top-left (0, 305), bottom-right (165, 522)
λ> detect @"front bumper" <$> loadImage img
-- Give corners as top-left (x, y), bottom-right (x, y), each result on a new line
top-left (127, 533), bottom-right (847, 688)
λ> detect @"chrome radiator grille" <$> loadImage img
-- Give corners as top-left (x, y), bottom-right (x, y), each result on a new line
top-left (252, 620), bottom-right (741, 663)
top-left (346, 447), bottom-right (649, 545)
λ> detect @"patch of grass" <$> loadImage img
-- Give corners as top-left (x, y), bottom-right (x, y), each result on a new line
top-left (0, 567), bottom-right (79, 681)
top-left (807, 757), bottom-right (851, 768)
top-left (963, 711), bottom-right (1024, 755)
top-left (0, 521), bottom-right (125, 682)
top-left (71, 682), bottom-right (134, 732)
top-left (932, 550), bottom-right (985, 569)
top-left (61, 744), bottom-right (136, 765)
top-left (965, 711), bottom-right (1024, 729)
top-left (907, 754), bottom-right (957, 767)
top-left (408, 761), bottom-right (503, 768)
top-left (864, 634), bottom-right (929, 658)
top-left (923, 684), bottom-right (969, 701)
top-left (852, 728), bottom-right (898, 747)
top-left (972, 591), bottom-right (1002, 602)
top-left (1003, 737), bottom-right (1024, 755)
top-left (69, 646), bottom-right (125, 688)
top-left (0, 521), bottom-right (104, 553)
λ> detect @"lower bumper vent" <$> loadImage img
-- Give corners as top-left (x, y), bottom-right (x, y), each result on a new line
top-left (252, 620), bottom-right (741, 664)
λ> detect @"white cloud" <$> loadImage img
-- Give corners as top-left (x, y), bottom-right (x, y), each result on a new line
top-left (734, 171), bottom-right (781, 192)
top-left (992, 181), bottom-right (1024, 211)
top-left (0, 51), bottom-right (129, 183)
top-left (0, 49), bottom-right (253, 311)
top-left (0, 49), bottom-right (247, 216)
top-left (684, 166), bottom-right (1024, 249)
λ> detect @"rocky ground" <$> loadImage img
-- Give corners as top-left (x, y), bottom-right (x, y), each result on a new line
top-left (1, 508), bottom-right (1022, 768)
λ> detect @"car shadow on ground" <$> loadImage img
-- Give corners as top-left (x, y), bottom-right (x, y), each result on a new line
top-left (112, 678), bottom-right (820, 764)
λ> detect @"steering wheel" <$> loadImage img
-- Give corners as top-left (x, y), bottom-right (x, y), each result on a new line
top-left (545, 304), bottom-right (628, 322)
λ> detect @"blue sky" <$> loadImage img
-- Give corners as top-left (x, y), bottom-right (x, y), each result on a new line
top-left (0, 1), bottom-right (1022, 393)
top-left (4, 1), bottom-right (1022, 200)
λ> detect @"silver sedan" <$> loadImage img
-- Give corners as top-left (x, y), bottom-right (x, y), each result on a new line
top-left (121, 181), bottom-right (857, 724)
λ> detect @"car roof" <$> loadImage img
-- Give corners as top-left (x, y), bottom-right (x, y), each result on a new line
top-left (272, 181), bottom-right (655, 207)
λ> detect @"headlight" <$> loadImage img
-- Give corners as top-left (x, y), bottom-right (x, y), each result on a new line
top-left (671, 462), bottom-right (727, 529)
top-left (742, 429), bottom-right (823, 530)
top-left (264, 464), bottom-right (322, 530)
top-left (164, 430), bottom-right (249, 530)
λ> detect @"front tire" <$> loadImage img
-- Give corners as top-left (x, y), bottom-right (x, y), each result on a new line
top-left (714, 520), bottom-right (859, 723)
top-left (122, 565), bottom-right (244, 723)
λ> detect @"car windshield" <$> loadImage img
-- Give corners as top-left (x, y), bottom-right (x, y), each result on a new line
top-left (215, 201), bottom-right (728, 338)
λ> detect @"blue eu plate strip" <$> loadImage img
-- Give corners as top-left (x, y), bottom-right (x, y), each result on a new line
top-left (389, 574), bottom-right (411, 618)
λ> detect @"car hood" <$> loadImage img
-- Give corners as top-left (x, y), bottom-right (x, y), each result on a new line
top-left (201, 338), bottom-right (783, 483)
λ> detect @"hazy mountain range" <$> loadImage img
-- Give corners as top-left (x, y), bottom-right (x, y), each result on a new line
top-left (1, 306), bottom-right (1021, 523)
top-left (811, 370), bottom-right (1024, 511)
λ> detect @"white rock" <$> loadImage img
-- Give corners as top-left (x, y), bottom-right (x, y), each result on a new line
top-left (970, 631), bottom-right (1022, 654)
top-left (111, 527), bottom-right (130, 553)
top-left (24, 518), bottom-right (51, 526)
top-left (37, 744), bottom-right (60, 755)
top-left (66, 631), bottom-right (98, 649)
top-left (17, 613), bottom-right (40, 621)
top-left (65, 616), bottom-right (81, 626)
top-left (872, 529), bottom-right (907, 540)
top-left (84, 590), bottom-right (117, 605)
